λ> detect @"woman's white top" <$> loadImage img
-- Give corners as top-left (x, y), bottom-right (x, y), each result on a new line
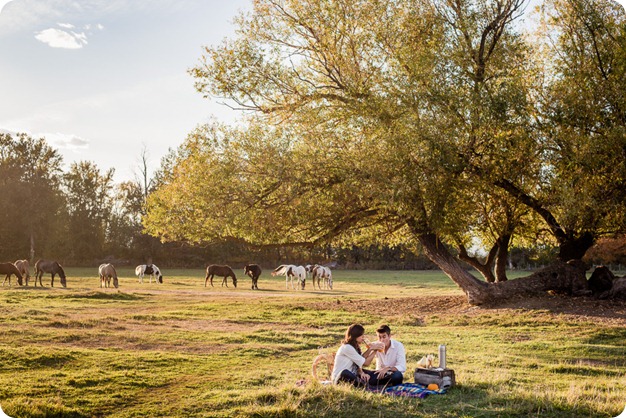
top-left (331, 343), bottom-right (365, 383)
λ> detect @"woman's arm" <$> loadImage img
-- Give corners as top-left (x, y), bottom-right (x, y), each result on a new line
top-left (362, 347), bottom-right (377, 367)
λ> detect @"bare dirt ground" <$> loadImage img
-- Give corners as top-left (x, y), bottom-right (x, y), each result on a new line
top-left (312, 294), bottom-right (626, 326)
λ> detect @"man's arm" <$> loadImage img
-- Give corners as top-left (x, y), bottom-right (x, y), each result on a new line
top-left (394, 341), bottom-right (407, 373)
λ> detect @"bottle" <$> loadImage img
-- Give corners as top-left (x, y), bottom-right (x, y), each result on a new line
top-left (438, 344), bottom-right (446, 369)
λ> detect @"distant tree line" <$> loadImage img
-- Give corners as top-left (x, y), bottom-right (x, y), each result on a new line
top-left (1, 132), bottom-right (623, 270)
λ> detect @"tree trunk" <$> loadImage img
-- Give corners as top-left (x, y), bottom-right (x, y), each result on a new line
top-left (458, 242), bottom-right (497, 283)
top-left (30, 232), bottom-right (35, 262)
top-left (494, 234), bottom-right (510, 282)
top-left (558, 231), bottom-right (595, 261)
top-left (417, 233), bottom-right (488, 305)
top-left (417, 232), bottom-right (591, 305)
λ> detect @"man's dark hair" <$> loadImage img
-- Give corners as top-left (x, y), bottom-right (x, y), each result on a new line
top-left (377, 324), bottom-right (391, 335)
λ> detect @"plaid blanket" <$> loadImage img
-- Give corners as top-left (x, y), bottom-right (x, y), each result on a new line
top-left (367, 383), bottom-right (447, 398)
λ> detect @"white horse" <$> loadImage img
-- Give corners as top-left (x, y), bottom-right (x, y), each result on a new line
top-left (98, 263), bottom-right (119, 288)
top-left (272, 264), bottom-right (307, 290)
top-left (135, 264), bottom-right (163, 284)
top-left (310, 265), bottom-right (333, 290)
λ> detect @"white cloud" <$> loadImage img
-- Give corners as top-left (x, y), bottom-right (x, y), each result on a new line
top-left (34, 22), bottom-right (103, 49)
top-left (0, 1), bottom-right (13, 12)
top-left (0, 126), bottom-right (89, 154)
top-left (44, 132), bottom-right (90, 150)
top-left (35, 27), bottom-right (87, 49)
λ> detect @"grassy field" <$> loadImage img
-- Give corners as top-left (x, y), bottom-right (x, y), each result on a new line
top-left (0, 268), bottom-right (624, 417)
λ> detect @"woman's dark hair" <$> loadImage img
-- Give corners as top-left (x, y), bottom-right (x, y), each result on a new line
top-left (343, 324), bottom-right (364, 354)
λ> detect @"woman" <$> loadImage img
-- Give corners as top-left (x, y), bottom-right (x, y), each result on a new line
top-left (331, 324), bottom-right (384, 386)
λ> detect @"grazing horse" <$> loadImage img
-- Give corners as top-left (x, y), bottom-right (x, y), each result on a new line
top-left (34, 259), bottom-right (66, 287)
top-left (243, 264), bottom-right (262, 290)
top-left (205, 265), bottom-right (237, 288)
top-left (135, 264), bottom-right (163, 284)
top-left (314, 265), bottom-right (333, 290)
top-left (272, 264), bottom-right (307, 290)
top-left (98, 263), bottom-right (119, 288)
top-left (14, 260), bottom-right (30, 285)
top-left (1, 262), bottom-right (23, 286)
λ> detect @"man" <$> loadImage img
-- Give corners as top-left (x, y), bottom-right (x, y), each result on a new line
top-left (372, 324), bottom-right (406, 387)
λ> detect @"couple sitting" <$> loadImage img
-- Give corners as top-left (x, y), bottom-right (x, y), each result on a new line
top-left (331, 323), bottom-right (405, 388)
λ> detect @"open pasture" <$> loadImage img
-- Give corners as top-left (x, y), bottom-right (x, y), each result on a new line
top-left (0, 268), bottom-right (624, 417)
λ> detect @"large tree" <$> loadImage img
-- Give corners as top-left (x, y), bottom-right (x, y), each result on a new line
top-left (145, 0), bottom-right (625, 304)
top-left (63, 161), bottom-right (115, 263)
top-left (0, 133), bottom-right (65, 261)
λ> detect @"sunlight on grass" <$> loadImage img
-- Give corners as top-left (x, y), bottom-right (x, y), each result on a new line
top-left (0, 269), bottom-right (624, 417)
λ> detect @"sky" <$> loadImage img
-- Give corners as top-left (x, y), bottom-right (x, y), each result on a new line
top-left (0, 0), bottom-right (249, 182)
top-left (0, 0), bottom-right (624, 184)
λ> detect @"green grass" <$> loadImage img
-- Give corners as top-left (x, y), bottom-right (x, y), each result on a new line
top-left (0, 268), bottom-right (624, 417)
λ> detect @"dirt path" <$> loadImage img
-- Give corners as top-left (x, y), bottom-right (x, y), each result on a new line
top-left (311, 294), bottom-right (626, 325)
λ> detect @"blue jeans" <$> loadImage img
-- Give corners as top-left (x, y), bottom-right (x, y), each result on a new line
top-left (337, 369), bottom-right (367, 387)
top-left (367, 370), bottom-right (403, 388)
top-left (338, 369), bottom-right (403, 388)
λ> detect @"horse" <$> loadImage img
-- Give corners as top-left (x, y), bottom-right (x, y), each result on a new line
top-left (14, 259), bottom-right (30, 285)
top-left (98, 263), bottom-right (119, 288)
top-left (311, 265), bottom-right (333, 290)
top-left (0, 262), bottom-right (23, 286)
top-left (34, 259), bottom-right (66, 287)
top-left (135, 264), bottom-right (163, 284)
top-left (272, 264), bottom-right (307, 290)
top-left (305, 264), bottom-right (320, 289)
top-left (243, 264), bottom-right (262, 290)
top-left (205, 265), bottom-right (237, 288)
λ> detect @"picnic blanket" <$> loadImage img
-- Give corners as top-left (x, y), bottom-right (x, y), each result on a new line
top-left (367, 383), bottom-right (447, 398)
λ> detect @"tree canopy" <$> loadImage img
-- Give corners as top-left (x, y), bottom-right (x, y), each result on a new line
top-left (144, 0), bottom-right (626, 304)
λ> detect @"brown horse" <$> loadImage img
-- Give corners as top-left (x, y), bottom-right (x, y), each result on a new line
top-left (14, 260), bottom-right (30, 286)
top-left (34, 259), bottom-right (67, 287)
top-left (1, 262), bottom-right (23, 286)
top-left (98, 263), bottom-right (119, 288)
top-left (205, 265), bottom-right (237, 288)
top-left (243, 264), bottom-right (262, 290)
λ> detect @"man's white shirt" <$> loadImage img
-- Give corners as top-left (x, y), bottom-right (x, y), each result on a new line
top-left (375, 339), bottom-right (406, 373)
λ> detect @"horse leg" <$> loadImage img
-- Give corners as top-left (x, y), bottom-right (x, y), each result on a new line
top-left (204, 272), bottom-right (210, 287)
top-left (2, 274), bottom-right (8, 286)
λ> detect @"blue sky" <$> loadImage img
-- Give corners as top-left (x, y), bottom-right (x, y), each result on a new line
top-left (0, 0), bottom-right (249, 182)
top-left (0, 0), bottom-right (624, 183)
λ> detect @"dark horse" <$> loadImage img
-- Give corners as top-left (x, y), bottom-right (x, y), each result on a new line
top-left (205, 265), bottom-right (237, 288)
top-left (34, 259), bottom-right (67, 287)
top-left (1, 262), bottom-right (23, 286)
top-left (243, 264), bottom-right (262, 290)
